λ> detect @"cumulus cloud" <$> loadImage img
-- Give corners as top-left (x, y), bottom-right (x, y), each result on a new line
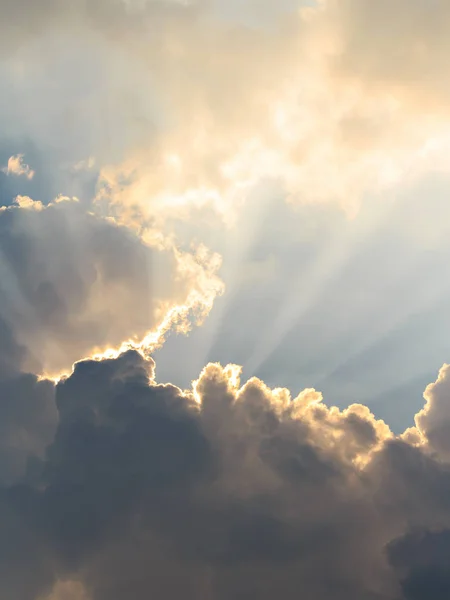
top-left (2, 154), bottom-right (35, 180)
top-left (0, 191), bottom-right (222, 485)
top-left (0, 350), bottom-right (449, 599)
top-left (415, 364), bottom-right (450, 460)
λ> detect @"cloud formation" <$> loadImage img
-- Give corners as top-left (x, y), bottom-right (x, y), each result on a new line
top-left (0, 197), bottom-right (222, 377)
top-left (0, 314), bottom-right (56, 486)
top-left (2, 154), bottom-right (34, 180)
top-left (2, 2), bottom-right (450, 599)
top-left (2, 0), bottom-right (450, 230)
top-left (1, 349), bottom-right (450, 599)
top-left (0, 192), bottom-right (222, 485)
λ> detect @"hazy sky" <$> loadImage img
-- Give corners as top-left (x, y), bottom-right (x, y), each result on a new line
top-left (2, 1), bottom-right (450, 599)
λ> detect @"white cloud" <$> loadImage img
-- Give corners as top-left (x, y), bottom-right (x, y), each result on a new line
top-left (2, 154), bottom-right (34, 179)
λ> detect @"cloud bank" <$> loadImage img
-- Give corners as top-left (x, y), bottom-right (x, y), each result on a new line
top-left (1, 350), bottom-right (450, 599)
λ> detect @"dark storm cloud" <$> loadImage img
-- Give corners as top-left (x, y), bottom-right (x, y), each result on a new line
top-left (2, 349), bottom-right (450, 599)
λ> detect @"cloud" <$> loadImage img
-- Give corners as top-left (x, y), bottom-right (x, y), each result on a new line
top-left (328, 0), bottom-right (450, 107)
top-left (151, 175), bottom-right (450, 433)
top-left (0, 349), bottom-right (449, 599)
top-left (2, 4), bottom-right (450, 597)
top-left (2, 0), bottom-right (450, 232)
top-left (44, 580), bottom-right (90, 600)
top-left (388, 529), bottom-right (450, 600)
top-left (2, 154), bottom-right (35, 180)
top-left (415, 363), bottom-right (450, 460)
top-left (0, 187), bottom-right (222, 484)
top-left (13, 194), bottom-right (44, 210)
top-left (0, 198), bottom-right (222, 376)
top-left (0, 315), bottom-right (56, 486)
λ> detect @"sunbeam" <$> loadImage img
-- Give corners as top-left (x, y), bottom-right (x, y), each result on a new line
top-left (3, 1), bottom-right (450, 599)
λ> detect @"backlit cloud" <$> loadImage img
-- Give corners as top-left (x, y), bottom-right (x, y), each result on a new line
top-left (2, 0), bottom-right (450, 229)
top-left (0, 197), bottom-right (222, 376)
top-left (2, 154), bottom-right (34, 180)
top-left (0, 350), bottom-right (449, 599)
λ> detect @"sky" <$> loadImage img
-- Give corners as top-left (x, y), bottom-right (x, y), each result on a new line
top-left (3, 0), bottom-right (450, 598)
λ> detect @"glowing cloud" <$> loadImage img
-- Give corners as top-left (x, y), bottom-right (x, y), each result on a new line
top-left (0, 350), bottom-right (449, 599)
top-left (0, 198), bottom-right (222, 377)
top-left (2, 154), bottom-right (35, 180)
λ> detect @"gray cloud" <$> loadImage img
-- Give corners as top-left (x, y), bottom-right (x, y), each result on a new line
top-left (1, 349), bottom-right (450, 599)
top-left (388, 529), bottom-right (450, 600)
top-left (0, 315), bottom-right (56, 486)
top-left (0, 199), bottom-right (206, 376)
top-left (0, 192), bottom-right (220, 484)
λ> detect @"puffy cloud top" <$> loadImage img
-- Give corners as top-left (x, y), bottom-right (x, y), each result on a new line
top-left (0, 349), bottom-right (450, 599)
